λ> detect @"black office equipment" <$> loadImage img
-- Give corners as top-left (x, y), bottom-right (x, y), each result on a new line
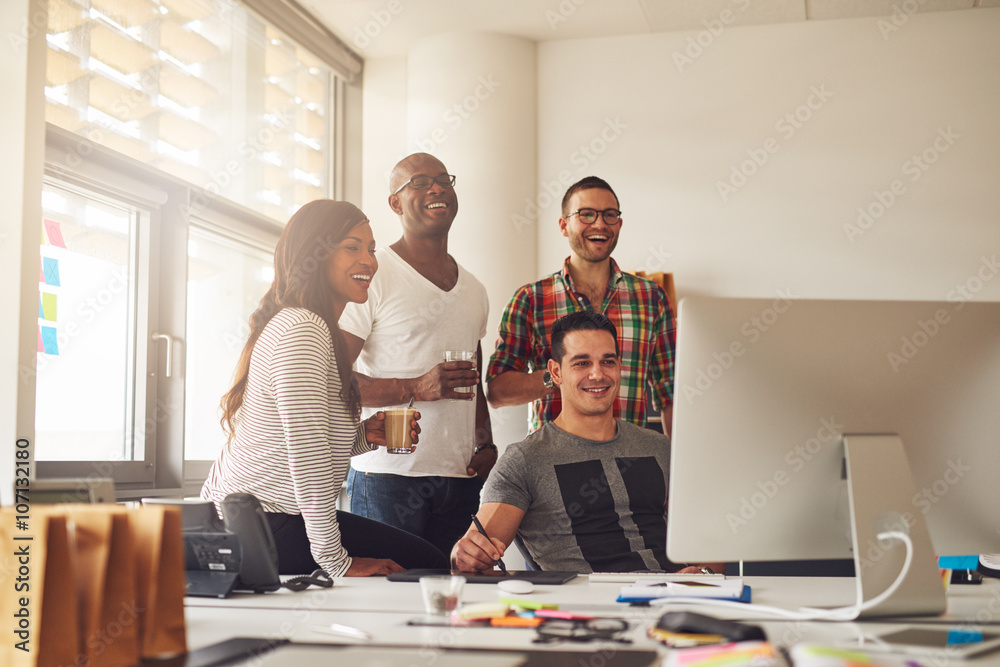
top-left (655, 611), bottom-right (766, 643)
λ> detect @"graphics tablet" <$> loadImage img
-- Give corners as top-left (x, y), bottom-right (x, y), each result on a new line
top-left (387, 569), bottom-right (578, 584)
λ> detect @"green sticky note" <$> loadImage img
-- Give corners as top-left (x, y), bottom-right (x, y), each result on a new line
top-left (497, 597), bottom-right (559, 610)
top-left (41, 292), bottom-right (58, 321)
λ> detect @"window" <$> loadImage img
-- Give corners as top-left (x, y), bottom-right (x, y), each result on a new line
top-left (45, 0), bottom-right (333, 221)
top-left (33, 0), bottom-right (356, 497)
top-left (184, 223), bottom-right (274, 465)
top-left (37, 180), bottom-right (149, 467)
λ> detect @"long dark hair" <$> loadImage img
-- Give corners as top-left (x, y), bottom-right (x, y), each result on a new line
top-left (220, 200), bottom-right (367, 441)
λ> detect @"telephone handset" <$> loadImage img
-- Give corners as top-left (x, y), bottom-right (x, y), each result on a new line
top-left (220, 493), bottom-right (332, 593)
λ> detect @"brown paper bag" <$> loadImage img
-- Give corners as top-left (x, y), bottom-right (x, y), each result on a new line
top-left (128, 505), bottom-right (187, 659)
top-left (64, 506), bottom-right (140, 666)
top-left (0, 507), bottom-right (80, 667)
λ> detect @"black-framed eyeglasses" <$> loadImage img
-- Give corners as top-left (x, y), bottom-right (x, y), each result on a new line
top-left (533, 618), bottom-right (632, 645)
top-left (392, 174), bottom-right (457, 195)
top-left (566, 208), bottom-right (622, 225)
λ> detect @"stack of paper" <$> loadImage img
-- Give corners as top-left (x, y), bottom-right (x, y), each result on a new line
top-left (618, 577), bottom-right (749, 603)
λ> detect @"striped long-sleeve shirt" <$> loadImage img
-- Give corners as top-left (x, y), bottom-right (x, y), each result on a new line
top-left (201, 308), bottom-right (373, 576)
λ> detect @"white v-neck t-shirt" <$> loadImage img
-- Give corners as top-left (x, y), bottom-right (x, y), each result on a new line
top-left (340, 247), bottom-right (489, 477)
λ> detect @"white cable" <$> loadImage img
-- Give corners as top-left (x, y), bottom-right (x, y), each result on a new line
top-left (650, 531), bottom-right (915, 622)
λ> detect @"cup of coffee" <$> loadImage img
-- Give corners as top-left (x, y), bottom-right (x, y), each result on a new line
top-left (383, 407), bottom-right (415, 454)
top-left (444, 349), bottom-right (476, 394)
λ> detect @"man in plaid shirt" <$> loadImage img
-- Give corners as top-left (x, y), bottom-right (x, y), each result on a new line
top-left (485, 176), bottom-right (675, 436)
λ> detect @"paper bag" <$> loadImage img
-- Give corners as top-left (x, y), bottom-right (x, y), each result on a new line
top-left (0, 507), bottom-right (80, 667)
top-left (65, 506), bottom-right (140, 666)
top-left (128, 505), bottom-right (187, 659)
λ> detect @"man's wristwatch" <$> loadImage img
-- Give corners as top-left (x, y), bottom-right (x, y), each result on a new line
top-left (473, 443), bottom-right (497, 456)
top-left (542, 370), bottom-right (554, 390)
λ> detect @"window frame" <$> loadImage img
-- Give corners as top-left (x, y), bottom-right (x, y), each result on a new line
top-left (39, 124), bottom-right (288, 500)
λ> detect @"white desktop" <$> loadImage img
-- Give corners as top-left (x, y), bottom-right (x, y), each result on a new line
top-left (667, 296), bottom-right (1000, 618)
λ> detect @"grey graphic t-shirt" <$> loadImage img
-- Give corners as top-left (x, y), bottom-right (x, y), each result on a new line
top-left (483, 419), bottom-right (675, 572)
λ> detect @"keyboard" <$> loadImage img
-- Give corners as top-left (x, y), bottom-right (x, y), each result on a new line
top-left (588, 571), bottom-right (726, 583)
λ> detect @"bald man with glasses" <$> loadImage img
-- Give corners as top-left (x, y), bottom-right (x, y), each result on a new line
top-left (486, 176), bottom-right (676, 438)
top-left (340, 153), bottom-right (496, 556)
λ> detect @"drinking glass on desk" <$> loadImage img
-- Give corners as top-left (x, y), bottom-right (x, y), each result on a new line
top-left (419, 575), bottom-right (465, 615)
top-left (443, 350), bottom-right (476, 394)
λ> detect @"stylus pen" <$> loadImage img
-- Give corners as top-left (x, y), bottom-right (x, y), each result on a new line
top-left (471, 514), bottom-right (509, 575)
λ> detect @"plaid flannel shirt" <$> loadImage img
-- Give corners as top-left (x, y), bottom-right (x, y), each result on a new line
top-left (486, 258), bottom-right (675, 433)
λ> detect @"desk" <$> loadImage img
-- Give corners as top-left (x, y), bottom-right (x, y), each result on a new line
top-left (184, 576), bottom-right (1000, 665)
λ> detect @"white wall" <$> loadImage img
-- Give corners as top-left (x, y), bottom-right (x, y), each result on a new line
top-left (535, 9), bottom-right (1000, 303)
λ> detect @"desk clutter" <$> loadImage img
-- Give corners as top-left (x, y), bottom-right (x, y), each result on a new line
top-left (0, 504), bottom-right (187, 667)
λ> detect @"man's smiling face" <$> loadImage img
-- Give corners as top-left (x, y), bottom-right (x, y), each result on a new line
top-left (550, 328), bottom-right (622, 418)
top-left (559, 187), bottom-right (621, 264)
top-left (388, 153), bottom-right (458, 236)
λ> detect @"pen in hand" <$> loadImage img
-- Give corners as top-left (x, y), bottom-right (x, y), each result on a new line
top-left (471, 514), bottom-right (509, 575)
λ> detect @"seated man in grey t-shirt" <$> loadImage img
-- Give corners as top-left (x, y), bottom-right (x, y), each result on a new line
top-left (451, 311), bottom-right (723, 574)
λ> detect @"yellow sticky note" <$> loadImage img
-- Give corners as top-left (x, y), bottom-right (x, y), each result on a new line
top-left (41, 292), bottom-right (58, 321)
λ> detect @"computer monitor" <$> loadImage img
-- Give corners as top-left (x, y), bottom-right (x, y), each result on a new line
top-left (667, 296), bottom-right (1000, 617)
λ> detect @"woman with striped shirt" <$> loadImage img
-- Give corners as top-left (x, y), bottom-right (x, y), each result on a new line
top-left (202, 200), bottom-right (447, 577)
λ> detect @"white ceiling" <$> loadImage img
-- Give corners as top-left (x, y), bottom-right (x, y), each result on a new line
top-left (302, 0), bottom-right (997, 59)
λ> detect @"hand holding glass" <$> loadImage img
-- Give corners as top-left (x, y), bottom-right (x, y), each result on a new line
top-left (444, 350), bottom-right (476, 395)
top-left (383, 407), bottom-right (416, 454)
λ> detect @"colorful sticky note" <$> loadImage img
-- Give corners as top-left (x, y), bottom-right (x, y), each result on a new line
top-left (43, 219), bottom-right (66, 248)
top-left (40, 326), bottom-right (59, 355)
top-left (37, 326), bottom-right (44, 353)
top-left (42, 257), bottom-right (61, 287)
top-left (41, 292), bottom-right (57, 322)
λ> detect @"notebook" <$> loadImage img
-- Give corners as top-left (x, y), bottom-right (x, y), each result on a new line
top-left (386, 569), bottom-right (578, 584)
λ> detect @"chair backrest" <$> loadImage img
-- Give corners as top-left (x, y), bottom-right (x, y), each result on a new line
top-left (512, 533), bottom-right (539, 571)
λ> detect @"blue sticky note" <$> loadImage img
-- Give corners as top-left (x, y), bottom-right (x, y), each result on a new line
top-left (43, 257), bottom-right (61, 287)
top-left (41, 326), bottom-right (59, 356)
top-left (948, 629), bottom-right (983, 645)
top-left (939, 555), bottom-right (979, 570)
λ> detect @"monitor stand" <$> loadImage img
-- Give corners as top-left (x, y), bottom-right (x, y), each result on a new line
top-left (843, 434), bottom-right (947, 619)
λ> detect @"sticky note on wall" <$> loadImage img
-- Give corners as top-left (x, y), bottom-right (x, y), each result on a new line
top-left (43, 257), bottom-right (61, 286)
top-left (40, 326), bottom-right (59, 355)
top-left (41, 292), bottom-right (58, 321)
top-left (43, 219), bottom-right (67, 248)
